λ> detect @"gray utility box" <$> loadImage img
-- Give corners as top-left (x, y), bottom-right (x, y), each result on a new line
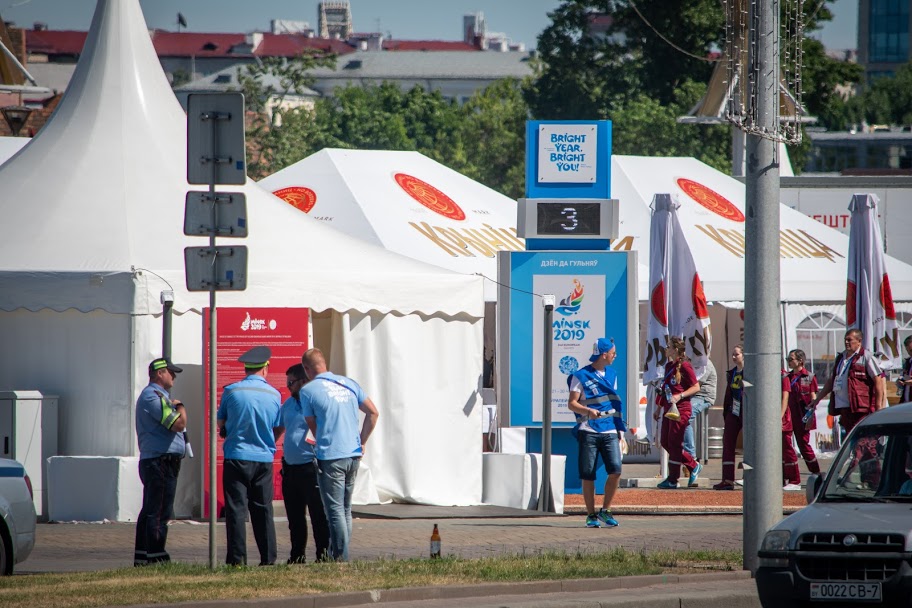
top-left (0, 391), bottom-right (58, 518)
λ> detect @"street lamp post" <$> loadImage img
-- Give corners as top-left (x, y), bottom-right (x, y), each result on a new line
top-left (1, 105), bottom-right (32, 136)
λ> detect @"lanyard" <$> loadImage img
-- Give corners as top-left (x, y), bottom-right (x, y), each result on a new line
top-left (838, 353), bottom-right (858, 379)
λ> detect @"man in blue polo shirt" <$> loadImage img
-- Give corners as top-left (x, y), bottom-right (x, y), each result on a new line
top-left (300, 347), bottom-right (379, 562)
top-left (567, 338), bottom-right (626, 529)
top-left (217, 345), bottom-right (283, 566)
top-left (134, 357), bottom-right (186, 566)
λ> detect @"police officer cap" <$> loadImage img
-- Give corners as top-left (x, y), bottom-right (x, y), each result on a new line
top-left (149, 357), bottom-right (183, 375)
top-left (239, 345), bottom-right (271, 369)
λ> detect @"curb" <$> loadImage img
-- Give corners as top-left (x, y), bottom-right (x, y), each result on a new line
top-left (122, 571), bottom-right (753, 608)
top-left (563, 505), bottom-right (803, 515)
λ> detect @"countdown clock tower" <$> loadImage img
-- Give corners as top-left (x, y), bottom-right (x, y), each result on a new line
top-left (495, 120), bottom-right (639, 495)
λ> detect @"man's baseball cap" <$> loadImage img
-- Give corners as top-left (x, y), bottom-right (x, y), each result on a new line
top-left (239, 345), bottom-right (271, 370)
top-left (149, 357), bottom-right (183, 375)
top-left (589, 338), bottom-right (615, 362)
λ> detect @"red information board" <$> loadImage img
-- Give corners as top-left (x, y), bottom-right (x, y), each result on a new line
top-left (202, 307), bottom-right (309, 517)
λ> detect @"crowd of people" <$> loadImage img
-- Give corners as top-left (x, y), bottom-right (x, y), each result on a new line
top-left (133, 345), bottom-right (378, 566)
top-left (133, 330), bottom-right (912, 546)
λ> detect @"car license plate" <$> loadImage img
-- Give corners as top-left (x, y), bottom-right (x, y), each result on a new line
top-left (810, 582), bottom-right (881, 601)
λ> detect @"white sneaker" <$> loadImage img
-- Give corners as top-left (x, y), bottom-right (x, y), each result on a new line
top-left (783, 483), bottom-right (802, 491)
top-left (735, 479), bottom-right (744, 486)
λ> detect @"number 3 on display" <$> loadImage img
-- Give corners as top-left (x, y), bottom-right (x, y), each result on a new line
top-left (560, 207), bottom-right (578, 232)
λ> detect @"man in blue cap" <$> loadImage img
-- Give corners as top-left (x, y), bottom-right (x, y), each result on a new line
top-left (134, 357), bottom-right (186, 566)
top-left (217, 345), bottom-right (283, 566)
top-left (567, 338), bottom-right (626, 528)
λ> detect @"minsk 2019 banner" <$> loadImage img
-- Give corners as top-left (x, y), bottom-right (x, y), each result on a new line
top-left (532, 275), bottom-right (606, 423)
top-left (497, 251), bottom-right (638, 428)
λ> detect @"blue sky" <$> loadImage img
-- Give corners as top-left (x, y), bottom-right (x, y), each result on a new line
top-left (2, 0), bottom-right (858, 51)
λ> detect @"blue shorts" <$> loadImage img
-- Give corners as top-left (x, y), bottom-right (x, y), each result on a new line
top-left (578, 430), bottom-right (622, 480)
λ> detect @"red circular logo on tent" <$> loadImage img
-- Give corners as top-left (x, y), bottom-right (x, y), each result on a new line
top-left (881, 275), bottom-right (896, 320)
top-left (846, 280), bottom-right (857, 326)
top-left (677, 178), bottom-right (745, 222)
top-left (650, 280), bottom-right (667, 327)
top-left (394, 173), bottom-right (465, 221)
top-left (692, 273), bottom-right (709, 319)
top-left (273, 186), bottom-right (317, 214)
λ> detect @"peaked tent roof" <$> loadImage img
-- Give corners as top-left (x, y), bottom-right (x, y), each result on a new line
top-left (258, 148), bottom-right (525, 301)
top-left (0, 0), bottom-right (482, 319)
top-left (611, 156), bottom-right (912, 302)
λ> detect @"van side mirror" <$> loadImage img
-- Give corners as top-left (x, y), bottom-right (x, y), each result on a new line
top-left (806, 473), bottom-right (822, 503)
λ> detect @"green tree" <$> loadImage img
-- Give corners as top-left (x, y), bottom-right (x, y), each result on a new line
top-left (457, 79), bottom-right (529, 199)
top-left (852, 63), bottom-right (912, 126)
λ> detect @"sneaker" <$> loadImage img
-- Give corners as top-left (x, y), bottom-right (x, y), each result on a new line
top-left (713, 481), bottom-right (736, 491)
top-left (597, 508), bottom-right (619, 527)
top-left (656, 479), bottom-right (679, 489)
top-left (586, 514), bottom-right (601, 528)
top-left (688, 462), bottom-right (703, 487)
top-left (783, 484), bottom-right (802, 491)
top-left (735, 479), bottom-right (744, 486)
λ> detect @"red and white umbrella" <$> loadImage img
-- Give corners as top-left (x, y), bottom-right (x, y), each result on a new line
top-left (847, 193), bottom-right (900, 369)
top-left (643, 193), bottom-right (713, 384)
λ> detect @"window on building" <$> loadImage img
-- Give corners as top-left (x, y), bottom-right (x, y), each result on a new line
top-left (796, 312), bottom-right (845, 379)
top-left (869, 0), bottom-right (910, 63)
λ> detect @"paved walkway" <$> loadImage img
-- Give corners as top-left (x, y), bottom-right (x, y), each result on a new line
top-left (21, 511), bottom-right (746, 572)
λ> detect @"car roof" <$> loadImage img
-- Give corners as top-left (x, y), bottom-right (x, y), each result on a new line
top-left (858, 403), bottom-right (912, 427)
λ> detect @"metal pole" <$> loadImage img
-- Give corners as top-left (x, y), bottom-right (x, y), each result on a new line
top-left (162, 299), bottom-right (173, 359)
top-left (742, 0), bottom-right (782, 574)
top-left (538, 297), bottom-right (554, 512)
top-left (207, 113), bottom-right (220, 570)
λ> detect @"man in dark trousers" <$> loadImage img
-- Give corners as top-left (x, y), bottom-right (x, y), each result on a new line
top-left (134, 357), bottom-right (186, 566)
top-left (217, 346), bottom-right (283, 566)
top-left (276, 363), bottom-right (330, 563)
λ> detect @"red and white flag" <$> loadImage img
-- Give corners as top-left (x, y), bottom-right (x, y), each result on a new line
top-left (847, 193), bottom-right (900, 369)
top-left (643, 194), bottom-right (713, 384)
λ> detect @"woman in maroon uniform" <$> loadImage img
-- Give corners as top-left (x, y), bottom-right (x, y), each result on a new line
top-left (782, 349), bottom-right (820, 488)
top-left (713, 345), bottom-right (744, 490)
top-left (655, 336), bottom-right (702, 489)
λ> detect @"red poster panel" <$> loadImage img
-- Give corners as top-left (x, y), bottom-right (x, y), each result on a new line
top-left (202, 307), bottom-right (309, 517)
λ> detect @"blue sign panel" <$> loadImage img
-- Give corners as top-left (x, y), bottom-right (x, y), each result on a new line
top-left (525, 120), bottom-right (612, 199)
top-left (496, 250), bottom-right (638, 429)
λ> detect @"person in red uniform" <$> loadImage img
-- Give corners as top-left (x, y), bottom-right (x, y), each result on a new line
top-left (809, 330), bottom-right (884, 487)
top-left (781, 349), bottom-right (820, 489)
top-left (897, 336), bottom-right (912, 404)
top-left (779, 364), bottom-right (800, 491)
top-left (713, 345), bottom-right (744, 490)
top-left (655, 336), bottom-right (702, 489)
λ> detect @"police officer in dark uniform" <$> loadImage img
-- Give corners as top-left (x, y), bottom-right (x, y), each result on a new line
top-left (217, 346), bottom-right (283, 566)
top-left (134, 357), bottom-right (186, 566)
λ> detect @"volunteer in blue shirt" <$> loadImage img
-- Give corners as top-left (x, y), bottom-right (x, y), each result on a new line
top-left (567, 338), bottom-right (626, 529)
top-left (275, 363), bottom-right (330, 564)
top-left (217, 345), bottom-right (283, 566)
top-left (300, 347), bottom-right (379, 562)
top-left (134, 357), bottom-right (186, 566)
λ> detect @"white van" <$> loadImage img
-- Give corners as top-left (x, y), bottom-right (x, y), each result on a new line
top-left (756, 403), bottom-right (912, 606)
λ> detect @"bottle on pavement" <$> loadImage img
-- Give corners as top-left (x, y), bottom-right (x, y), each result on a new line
top-left (430, 523), bottom-right (441, 559)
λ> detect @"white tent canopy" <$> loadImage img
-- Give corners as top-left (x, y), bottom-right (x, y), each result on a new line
top-left (611, 155), bottom-right (912, 303)
top-left (258, 148), bottom-right (525, 301)
top-left (0, 0), bottom-right (485, 511)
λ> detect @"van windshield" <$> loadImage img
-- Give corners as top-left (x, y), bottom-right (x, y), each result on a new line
top-left (821, 424), bottom-right (912, 502)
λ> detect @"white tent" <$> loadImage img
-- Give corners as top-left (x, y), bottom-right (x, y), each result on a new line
top-left (258, 148), bottom-right (525, 302)
top-left (0, 0), bottom-right (485, 513)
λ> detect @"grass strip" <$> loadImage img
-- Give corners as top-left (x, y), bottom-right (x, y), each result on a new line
top-left (0, 547), bottom-right (742, 608)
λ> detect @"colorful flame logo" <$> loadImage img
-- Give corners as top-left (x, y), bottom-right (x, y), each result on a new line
top-left (676, 178), bottom-right (745, 222)
top-left (556, 279), bottom-right (584, 316)
top-left (273, 186), bottom-right (317, 214)
top-left (394, 173), bottom-right (466, 221)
